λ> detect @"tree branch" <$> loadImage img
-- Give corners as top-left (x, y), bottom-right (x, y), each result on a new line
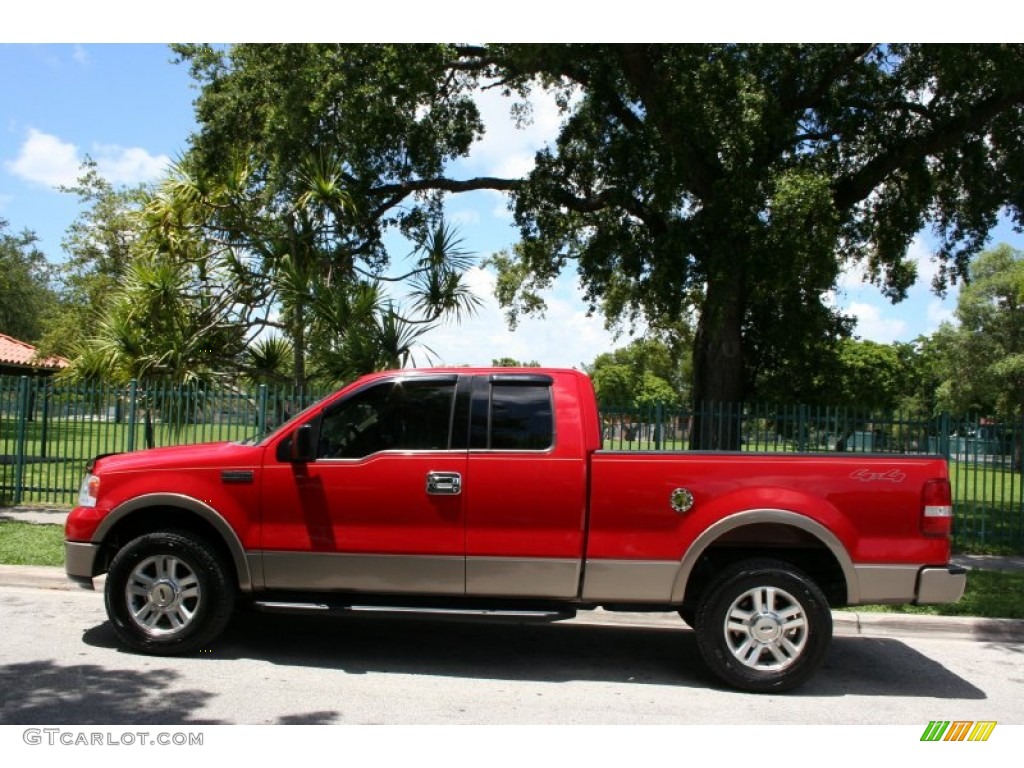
top-left (367, 176), bottom-right (523, 220)
top-left (833, 81), bottom-right (1024, 211)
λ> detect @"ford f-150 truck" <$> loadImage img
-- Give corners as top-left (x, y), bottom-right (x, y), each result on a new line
top-left (65, 368), bottom-right (966, 692)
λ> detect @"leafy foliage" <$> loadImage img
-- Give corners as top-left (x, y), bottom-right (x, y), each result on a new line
top-left (933, 244), bottom-right (1024, 416)
top-left (34, 45), bottom-right (1024, 421)
top-left (474, 44), bottom-right (1024, 440)
top-left (491, 358), bottom-right (541, 367)
top-left (585, 337), bottom-right (687, 408)
top-left (67, 254), bottom-right (243, 385)
top-left (168, 45), bottom-right (493, 386)
top-left (0, 219), bottom-right (58, 343)
top-left (39, 162), bottom-right (149, 358)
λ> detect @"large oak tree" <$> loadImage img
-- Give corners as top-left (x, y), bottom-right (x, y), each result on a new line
top-left (480, 44), bottom-right (1024, 446)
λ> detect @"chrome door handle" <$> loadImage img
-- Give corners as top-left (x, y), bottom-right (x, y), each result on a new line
top-left (426, 471), bottom-right (462, 495)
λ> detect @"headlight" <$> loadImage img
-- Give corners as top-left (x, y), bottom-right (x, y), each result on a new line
top-left (77, 474), bottom-right (100, 508)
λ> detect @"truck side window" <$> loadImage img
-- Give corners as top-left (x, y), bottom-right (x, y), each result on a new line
top-left (490, 383), bottom-right (553, 450)
top-left (318, 380), bottom-right (456, 458)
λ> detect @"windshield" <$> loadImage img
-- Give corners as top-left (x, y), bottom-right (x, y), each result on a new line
top-left (230, 394), bottom-right (329, 447)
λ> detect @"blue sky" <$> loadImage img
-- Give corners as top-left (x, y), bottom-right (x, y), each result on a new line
top-left (2, 43), bottom-right (1023, 368)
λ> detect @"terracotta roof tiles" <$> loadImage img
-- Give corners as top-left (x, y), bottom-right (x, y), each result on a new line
top-left (0, 333), bottom-right (69, 370)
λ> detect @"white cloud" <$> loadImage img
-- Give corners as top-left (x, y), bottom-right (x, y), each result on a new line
top-left (459, 84), bottom-right (567, 179)
top-left (415, 266), bottom-right (617, 368)
top-left (926, 298), bottom-right (956, 329)
top-left (93, 144), bottom-right (171, 185)
top-left (906, 235), bottom-right (940, 285)
top-left (72, 44), bottom-right (89, 65)
top-left (486, 188), bottom-right (514, 220)
top-left (447, 208), bottom-right (480, 228)
top-left (837, 235), bottom-right (937, 293)
top-left (5, 128), bottom-right (80, 187)
top-left (5, 128), bottom-right (170, 188)
top-left (847, 302), bottom-right (907, 343)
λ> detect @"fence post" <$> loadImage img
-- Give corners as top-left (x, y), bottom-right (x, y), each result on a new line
top-left (938, 411), bottom-right (951, 460)
top-left (13, 376), bottom-right (30, 504)
top-left (39, 379), bottom-right (50, 459)
top-left (257, 384), bottom-right (269, 437)
top-left (797, 404), bottom-right (808, 452)
top-left (127, 379), bottom-right (138, 453)
top-left (655, 401), bottom-right (663, 450)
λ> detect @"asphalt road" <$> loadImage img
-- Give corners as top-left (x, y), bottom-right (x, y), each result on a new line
top-left (1, 583), bottom-right (1022, 726)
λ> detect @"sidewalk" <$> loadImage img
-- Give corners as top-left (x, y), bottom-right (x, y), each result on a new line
top-left (0, 505), bottom-right (71, 525)
top-left (3, 504), bottom-right (1024, 642)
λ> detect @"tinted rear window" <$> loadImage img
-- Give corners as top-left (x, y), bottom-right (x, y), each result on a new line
top-left (489, 383), bottom-right (553, 450)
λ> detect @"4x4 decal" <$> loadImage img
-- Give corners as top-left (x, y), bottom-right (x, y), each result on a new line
top-left (850, 468), bottom-right (907, 483)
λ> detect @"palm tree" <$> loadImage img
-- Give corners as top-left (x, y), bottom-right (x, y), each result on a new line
top-left (137, 152), bottom-right (482, 391)
top-left (67, 255), bottom-right (244, 447)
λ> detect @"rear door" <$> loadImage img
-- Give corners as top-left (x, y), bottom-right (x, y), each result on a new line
top-left (463, 374), bottom-right (588, 598)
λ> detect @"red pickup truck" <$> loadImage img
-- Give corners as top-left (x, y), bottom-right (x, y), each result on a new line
top-left (65, 368), bottom-right (965, 692)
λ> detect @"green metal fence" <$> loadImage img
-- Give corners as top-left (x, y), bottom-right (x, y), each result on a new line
top-left (0, 375), bottom-right (324, 506)
top-left (2, 374), bottom-right (1022, 551)
top-left (595, 399), bottom-right (1022, 552)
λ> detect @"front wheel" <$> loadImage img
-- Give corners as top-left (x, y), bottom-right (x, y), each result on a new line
top-left (694, 559), bottom-right (832, 693)
top-left (104, 531), bottom-right (235, 655)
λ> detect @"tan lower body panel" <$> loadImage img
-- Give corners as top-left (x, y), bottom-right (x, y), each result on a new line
top-left (258, 552), bottom-right (580, 599)
top-left (852, 564), bottom-right (922, 604)
top-left (466, 557), bottom-right (580, 598)
top-left (917, 566), bottom-right (967, 604)
top-left (261, 551), bottom-right (464, 595)
top-left (580, 559), bottom-right (680, 603)
top-left (254, 553), bottom-right (961, 609)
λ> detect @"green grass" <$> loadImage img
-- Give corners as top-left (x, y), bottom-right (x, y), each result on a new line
top-left (1, 520), bottom-right (1022, 620)
top-left (0, 522), bottom-right (65, 566)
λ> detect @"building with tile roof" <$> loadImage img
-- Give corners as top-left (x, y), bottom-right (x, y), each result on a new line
top-left (0, 333), bottom-right (69, 376)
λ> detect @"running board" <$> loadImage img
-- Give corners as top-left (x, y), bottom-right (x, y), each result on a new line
top-left (251, 601), bottom-right (577, 623)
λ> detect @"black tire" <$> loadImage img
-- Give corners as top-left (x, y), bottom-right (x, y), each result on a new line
top-left (104, 530), bottom-right (235, 656)
top-left (694, 559), bottom-right (832, 693)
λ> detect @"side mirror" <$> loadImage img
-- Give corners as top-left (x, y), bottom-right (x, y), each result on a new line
top-left (289, 424), bottom-right (316, 463)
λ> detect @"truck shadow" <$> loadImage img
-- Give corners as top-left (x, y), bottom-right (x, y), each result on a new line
top-left (86, 611), bottom-right (985, 700)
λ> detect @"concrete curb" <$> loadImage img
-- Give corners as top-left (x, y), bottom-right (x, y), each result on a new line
top-left (0, 564), bottom-right (87, 591)
top-left (832, 610), bottom-right (1024, 642)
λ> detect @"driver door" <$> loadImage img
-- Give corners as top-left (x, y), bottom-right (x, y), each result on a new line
top-left (260, 375), bottom-right (468, 595)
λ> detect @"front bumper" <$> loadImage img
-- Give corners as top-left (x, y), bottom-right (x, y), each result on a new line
top-left (916, 564), bottom-right (968, 605)
top-left (65, 541), bottom-right (101, 590)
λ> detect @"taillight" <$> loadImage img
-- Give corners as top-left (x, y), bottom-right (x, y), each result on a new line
top-left (921, 478), bottom-right (953, 537)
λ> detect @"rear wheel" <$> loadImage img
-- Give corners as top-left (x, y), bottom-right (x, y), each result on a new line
top-left (694, 559), bottom-right (832, 693)
top-left (104, 530), bottom-right (235, 655)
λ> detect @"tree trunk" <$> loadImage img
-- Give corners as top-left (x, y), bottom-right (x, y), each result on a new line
top-left (144, 408), bottom-right (155, 450)
top-left (690, 267), bottom-right (746, 450)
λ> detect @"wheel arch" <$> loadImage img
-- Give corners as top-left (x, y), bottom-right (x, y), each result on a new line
top-left (93, 493), bottom-right (255, 592)
top-left (671, 509), bottom-right (859, 607)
